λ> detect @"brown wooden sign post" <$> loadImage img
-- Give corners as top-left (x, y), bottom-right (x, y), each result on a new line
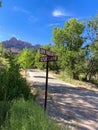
top-left (39, 48), bottom-right (58, 111)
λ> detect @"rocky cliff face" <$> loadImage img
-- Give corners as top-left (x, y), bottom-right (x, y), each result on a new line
top-left (2, 37), bottom-right (40, 50)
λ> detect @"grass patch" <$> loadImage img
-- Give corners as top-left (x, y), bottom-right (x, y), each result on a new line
top-left (0, 101), bottom-right (10, 127)
top-left (53, 71), bottom-right (80, 86)
top-left (90, 79), bottom-right (98, 86)
top-left (51, 71), bottom-right (98, 90)
top-left (59, 74), bottom-right (80, 86)
top-left (0, 99), bottom-right (68, 130)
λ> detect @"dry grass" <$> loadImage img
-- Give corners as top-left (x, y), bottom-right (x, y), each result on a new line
top-left (50, 71), bottom-right (98, 91)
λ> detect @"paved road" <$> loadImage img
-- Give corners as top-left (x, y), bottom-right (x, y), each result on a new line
top-left (27, 69), bottom-right (98, 130)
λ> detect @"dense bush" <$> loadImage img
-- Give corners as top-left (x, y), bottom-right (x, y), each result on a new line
top-left (0, 99), bottom-right (64, 130)
top-left (0, 101), bottom-right (10, 127)
top-left (0, 55), bottom-right (30, 101)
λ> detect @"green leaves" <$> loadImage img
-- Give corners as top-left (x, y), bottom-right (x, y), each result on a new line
top-left (17, 48), bottom-right (35, 69)
top-left (53, 27), bottom-right (65, 47)
top-left (0, 55), bottom-right (30, 101)
top-left (53, 18), bottom-right (85, 79)
top-left (64, 18), bottom-right (84, 50)
top-left (0, 1), bottom-right (2, 7)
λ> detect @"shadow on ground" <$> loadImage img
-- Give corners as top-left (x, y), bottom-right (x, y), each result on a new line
top-left (34, 76), bottom-right (54, 79)
top-left (31, 81), bottom-right (98, 130)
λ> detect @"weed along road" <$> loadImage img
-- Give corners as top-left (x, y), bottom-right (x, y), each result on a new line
top-left (27, 69), bottom-right (98, 130)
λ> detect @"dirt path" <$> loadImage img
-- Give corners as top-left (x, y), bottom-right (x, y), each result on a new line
top-left (27, 69), bottom-right (98, 130)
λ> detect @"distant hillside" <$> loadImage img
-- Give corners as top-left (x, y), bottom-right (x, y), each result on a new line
top-left (2, 37), bottom-right (41, 50)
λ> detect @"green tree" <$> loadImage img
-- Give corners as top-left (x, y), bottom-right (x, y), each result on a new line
top-left (0, 0), bottom-right (2, 7)
top-left (0, 43), bottom-right (3, 56)
top-left (0, 54), bottom-right (30, 101)
top-left (53, 18), bottom-right (85, 79)
top-left (35, 50), bottom-right (45, 69)
top-left (84, 15), bottom-right (98, 80)
top-left (29, 48), bottom-right (37, 68)
top-left (0, 43), bottom-right (9, 68)
top-left (17, 48), bottom-right (33, 69)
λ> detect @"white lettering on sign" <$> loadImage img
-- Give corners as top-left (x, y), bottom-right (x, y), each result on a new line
top-left (39, 56), bottom-right (58, 62)
top-left (39, 57), bottom-right (47, 62)
top-left (45, 50), bottom-right (55, 56)
top-left (40, 48), bottom-right (55, 56)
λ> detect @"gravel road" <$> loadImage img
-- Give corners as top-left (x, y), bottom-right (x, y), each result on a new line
top-left (27, 69), bottom-right (98, 130)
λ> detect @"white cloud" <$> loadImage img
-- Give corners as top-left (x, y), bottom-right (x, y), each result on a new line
top-left (13, 6), bottom-right (30, 15)
top-left (13, 6), bottom-right (38, 23)
top-left (52, 8), bottom-right (71, 17)
top-left (47, 23), bottom-right (60, 27)
top-left (77, 16), bottom-right (87, 21)
top-left (28, 15), bottom-right (38, 23)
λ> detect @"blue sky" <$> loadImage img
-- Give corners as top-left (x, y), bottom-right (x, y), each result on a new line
top-left (0, 0), bottom-right (98, 45)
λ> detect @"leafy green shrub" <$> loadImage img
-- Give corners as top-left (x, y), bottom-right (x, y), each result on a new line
top-left (0, 101), bottom-right (10, 127)
top-left (0, 55), bottom-right (30, 101)
top-left (1, 99), bottom-right (63, 130)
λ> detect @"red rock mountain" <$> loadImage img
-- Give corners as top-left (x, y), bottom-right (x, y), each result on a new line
top-left (2, 37), bottom-right (40, 50)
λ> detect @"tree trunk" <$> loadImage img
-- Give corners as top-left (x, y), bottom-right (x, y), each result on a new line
top-left (73, 73), bottom-right (79, 80)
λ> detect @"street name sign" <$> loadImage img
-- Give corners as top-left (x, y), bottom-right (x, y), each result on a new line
top-left (40, 48), bottom-right (46, 55)
top-left (39, 56), bottom-right (58, 62)
top-left (39, 48), bottom-right (58, 111)
top-left (40, 48), bottom-right (55, 57)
